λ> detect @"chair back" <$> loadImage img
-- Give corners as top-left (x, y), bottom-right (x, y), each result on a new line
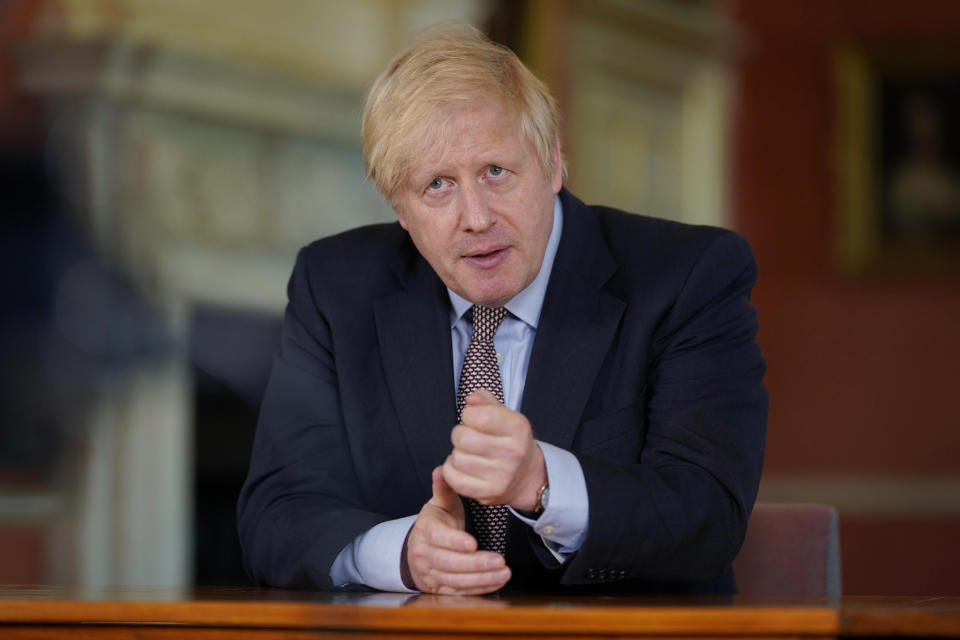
top-left (732, 502), bottom-right (841, 596)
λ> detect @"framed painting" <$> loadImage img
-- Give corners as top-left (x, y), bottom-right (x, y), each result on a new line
top-left (835, 44), bottom-right (960, 275)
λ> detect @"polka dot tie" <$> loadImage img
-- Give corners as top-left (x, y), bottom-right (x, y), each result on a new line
top-left (457, 305), bottom-right (509, 555)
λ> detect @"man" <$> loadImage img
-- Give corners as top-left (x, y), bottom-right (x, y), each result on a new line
top-left (237, 25), bottom-right (767, 595)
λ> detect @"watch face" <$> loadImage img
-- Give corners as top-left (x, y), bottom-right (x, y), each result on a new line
top-left (539, 485), bottom-right (550, 511)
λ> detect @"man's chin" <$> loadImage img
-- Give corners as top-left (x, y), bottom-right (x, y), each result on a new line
top-left (457, 283), bottom-right (519, 308)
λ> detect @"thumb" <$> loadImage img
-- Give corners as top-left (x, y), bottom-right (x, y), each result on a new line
top-left (430, 465), bottom-right (459, 511)
top-left (466, 388), bottom-right (500, 406)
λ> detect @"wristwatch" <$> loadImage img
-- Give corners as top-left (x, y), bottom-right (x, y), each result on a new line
top-left (516, 483), bottom-right (549, 519)
top-left (534, 482), bottom-right (550, 516)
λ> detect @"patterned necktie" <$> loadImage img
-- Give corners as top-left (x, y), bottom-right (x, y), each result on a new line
top-left (457, 305), bottom-right (509, 555)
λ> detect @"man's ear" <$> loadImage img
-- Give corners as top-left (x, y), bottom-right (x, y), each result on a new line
top-left (550, 138), bottom-right (563, 194)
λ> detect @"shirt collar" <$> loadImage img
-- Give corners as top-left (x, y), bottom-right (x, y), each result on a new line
top-left (448, 195), bottom-right (563, 329)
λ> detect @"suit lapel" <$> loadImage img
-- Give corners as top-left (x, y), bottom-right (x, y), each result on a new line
top-left (374, 247), bottom-right (457, 495)
top-left (521, 190), bottom-right (625, 450)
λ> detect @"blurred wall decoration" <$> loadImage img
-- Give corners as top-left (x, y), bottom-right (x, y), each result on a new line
top-left (835, 42), bottom-right (960, 275)
top-left (3, 0), bottom-right (958, 596)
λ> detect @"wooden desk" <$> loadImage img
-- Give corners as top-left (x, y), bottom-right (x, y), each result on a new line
top-left (0, 587), bottom-right (957, 639)
top-left (841, 596), bottom-right (960, 638)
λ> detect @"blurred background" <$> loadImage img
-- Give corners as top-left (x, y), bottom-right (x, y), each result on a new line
top-left (1, 0), bottom-right (958, 595)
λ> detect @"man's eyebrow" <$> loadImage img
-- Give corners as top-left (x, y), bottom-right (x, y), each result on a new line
top-left (409, 146), bottom-right (522, 179)
top-left (408, 167), bottom-right (443, 184)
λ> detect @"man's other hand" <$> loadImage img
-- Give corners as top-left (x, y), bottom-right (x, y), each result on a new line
top-left (404, 467), bottom-right (511, 594)
top-left (444, 389), bottom-right (547, 511)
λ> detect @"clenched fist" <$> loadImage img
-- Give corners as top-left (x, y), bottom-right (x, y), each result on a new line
top-left (443, 389), bottom-right (547, 511)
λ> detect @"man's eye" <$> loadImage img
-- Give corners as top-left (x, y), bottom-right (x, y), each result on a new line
top-left (488, 165), bottom-right (504, 177)
top-left (428, 178), bottom-right (444, 190)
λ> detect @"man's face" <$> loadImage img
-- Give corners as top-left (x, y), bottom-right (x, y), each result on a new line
top-left (394, 102), bottom-right (562, 307)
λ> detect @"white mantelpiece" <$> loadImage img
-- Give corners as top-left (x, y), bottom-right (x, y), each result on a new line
top-left (16, 35), bottom-right (393, 313)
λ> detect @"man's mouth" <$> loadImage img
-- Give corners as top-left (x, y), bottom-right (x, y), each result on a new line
top-left (463, 246), bottom-right (509, 268)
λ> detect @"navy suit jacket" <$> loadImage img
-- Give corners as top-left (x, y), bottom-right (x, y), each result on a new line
top-left (237, 189), bottom-right (767, 593)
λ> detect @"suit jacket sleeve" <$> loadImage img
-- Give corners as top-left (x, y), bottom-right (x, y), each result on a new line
top-left (237, 247), bottom-right (391, 589)
top-left (562, 228), bottom-right (767, 587)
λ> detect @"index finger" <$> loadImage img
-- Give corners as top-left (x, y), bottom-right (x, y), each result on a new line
top-left (419, 510), bottom-right (478, 553)
top-left (459, 403), bottom-right (518, 437)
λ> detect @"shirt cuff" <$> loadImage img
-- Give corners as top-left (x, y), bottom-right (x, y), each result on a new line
top-left (329, 515), bottom-right (418, 592)
top-left (509, 440), bottom-right (589, 562)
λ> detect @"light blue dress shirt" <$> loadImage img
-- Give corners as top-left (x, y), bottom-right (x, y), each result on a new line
top-left (330, 197), bottom-right (589, 592)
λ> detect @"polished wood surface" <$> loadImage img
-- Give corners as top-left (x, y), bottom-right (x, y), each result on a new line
top-left (0, 587), bottom-right (958, 639)
top-left (0, 587), bottom-right (836, 639)
top-left (841, 596), bottom-right (960, 637)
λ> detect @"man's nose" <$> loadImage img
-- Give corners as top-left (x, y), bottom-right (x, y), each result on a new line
top-left (459, 183), bottom-right (496, 232)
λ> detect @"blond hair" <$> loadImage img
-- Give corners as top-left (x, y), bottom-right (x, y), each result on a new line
top-left (362, 23), bottom-right (562, 203)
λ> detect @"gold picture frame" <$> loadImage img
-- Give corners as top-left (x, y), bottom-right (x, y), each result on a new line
top-left (834, 44), bottom-right (960, 275)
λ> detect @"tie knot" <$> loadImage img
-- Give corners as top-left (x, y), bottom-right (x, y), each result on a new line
top-left (470, 305), bottom-right (507, 342)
